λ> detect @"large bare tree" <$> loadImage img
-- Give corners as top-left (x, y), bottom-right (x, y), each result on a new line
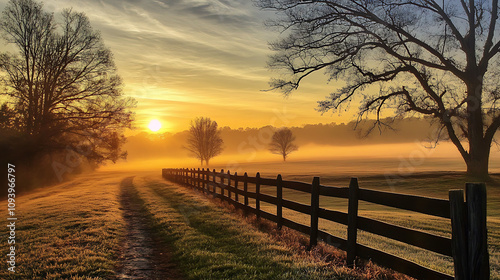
top-left (258, 0), bottom-right (500, 178)
top-left (185, 117), bottom-right (224, 166)
top-left (0, 0), bottom-right (134, 165)
top-left (269, 128), bottom-right (298, 161)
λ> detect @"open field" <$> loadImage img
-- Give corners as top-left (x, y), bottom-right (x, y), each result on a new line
top-left (249, 173), bottom-right (500, 278)
top-left (1, 168), bottom-right (498, 279)
top-left (168, 165), bottom-right (500, 279)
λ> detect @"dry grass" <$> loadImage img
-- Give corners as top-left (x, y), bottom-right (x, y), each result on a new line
top-left (133, 174), bottom-right (414, 279)
top-left (1, 170), bottom-right (497, 279)
top-left (0, 172), bottom-right (127, 279)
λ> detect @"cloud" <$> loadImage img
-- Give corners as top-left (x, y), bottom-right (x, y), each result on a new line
top-left (0, 0), bottom-right (341, 133)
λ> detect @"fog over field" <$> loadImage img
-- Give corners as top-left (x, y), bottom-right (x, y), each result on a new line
top-left (102, 118), bottom-right (500, 176)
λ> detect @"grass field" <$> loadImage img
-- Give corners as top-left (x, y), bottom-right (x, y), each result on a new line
top-left (0, 169), bottom-right (498, 279)
top-left (251, 172), bottom-right (500, 278)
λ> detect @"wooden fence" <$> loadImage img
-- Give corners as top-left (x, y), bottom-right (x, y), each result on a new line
top-left (162, 168), bottom-right (489, 280)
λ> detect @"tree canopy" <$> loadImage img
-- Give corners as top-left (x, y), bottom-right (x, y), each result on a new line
top-left (0, 0), bottom-right (135, 187)
top-left (258, 0), bottom-right (500, 177)
top-left (269, 128), bottom-right (298, 161)
top-left (185, 117), bottom-right (224, 166)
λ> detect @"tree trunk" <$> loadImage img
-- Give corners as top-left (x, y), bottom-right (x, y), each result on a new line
top-left (465, 69), bottom-right (488, 178)
top-left (466, 142), bottom-right (490, 179)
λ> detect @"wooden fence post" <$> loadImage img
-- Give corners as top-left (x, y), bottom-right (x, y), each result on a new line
top-left (212, 169), bottom-right (216, 197)
top-left (197, 168), bottom-right (201, 190)
top-left (201, 168), bottom-right (206, 193)
top-left (191, 168), bottom-right (195, 187)
top-left (277, 174), bottom-right (283, 230)
top-left (234, 172), bottom-right (239, 203)
top-left (256, 172), bottom-right (261, 220)
top-left (227, 170), bottom-right (232, 201)
top-left (220, 169), bottom-right (225, 199)
top-left (347, 177), bottom-right (359, 267)
top-left (466, 183), bottom-right (489, 280)
top-left (450, 189), bottom-right (467, 280)
top-left (244, 172), bottom-right (249, 215)
top-left (309, 176), bottom-right (320, 249)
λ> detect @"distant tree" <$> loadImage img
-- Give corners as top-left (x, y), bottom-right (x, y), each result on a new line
top-left (269, 128), bottom-right (298, 161)
top-left (0, 0), bottom-right (135, 166)
top-left (185, 117), bottom-right (224, 166)
top-left (258, 0), bottom-right (500, 178)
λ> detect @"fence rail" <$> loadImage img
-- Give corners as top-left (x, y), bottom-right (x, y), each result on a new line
top-left (162, 168), bottom-right (489, 280)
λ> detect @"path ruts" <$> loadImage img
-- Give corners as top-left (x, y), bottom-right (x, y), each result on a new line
top-left (117, 176), bottom-right (183, 280)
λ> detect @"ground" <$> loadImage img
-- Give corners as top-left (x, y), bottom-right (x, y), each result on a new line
top-left (0, 170), bottom-right (498, 279)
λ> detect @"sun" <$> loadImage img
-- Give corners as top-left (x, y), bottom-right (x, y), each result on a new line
top-left (148, 119), bottom-right (162, 132)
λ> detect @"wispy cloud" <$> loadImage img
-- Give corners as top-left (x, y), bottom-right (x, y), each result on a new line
top-left (0, 0), bottom-right (335, 133)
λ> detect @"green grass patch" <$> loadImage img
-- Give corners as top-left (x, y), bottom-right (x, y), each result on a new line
top-left (132, 175), bottom-right (405, 280)
top-left (0, 172), bottom-right (126, 280)
top-left (231, 172), bottom-right (500, 279)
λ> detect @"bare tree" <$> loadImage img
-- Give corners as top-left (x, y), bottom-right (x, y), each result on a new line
top-left (185, 117), bottom-right (224, 166)
top-left (0, 0), bottom-right (134, 165)
top-left (258, 0), bottom-right (500, 178)
top-left (269, 128), bottom-right (298, 161)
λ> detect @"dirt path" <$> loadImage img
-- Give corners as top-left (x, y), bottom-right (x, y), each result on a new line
top-left (117, 176), bottom-right (183, 280)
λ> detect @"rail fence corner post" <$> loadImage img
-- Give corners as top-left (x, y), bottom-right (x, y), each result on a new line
top-left (450, 189), bottom-right (468, 280)
top-left (466, 183), bottom-right (489, 280)
top-left (309, 176), bottom-right (320, 250)
top-left (256, 172), bottom-right (261, 220)
top-left (347, 177), bottom-right (359, 267)
top-left (277, 174), bottom-right (283, 230)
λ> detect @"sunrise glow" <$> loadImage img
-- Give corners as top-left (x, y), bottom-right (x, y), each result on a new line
top-left (148, 119), bottom-right (162, 132)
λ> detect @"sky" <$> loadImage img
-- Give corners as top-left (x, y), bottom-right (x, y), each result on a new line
top-left (0, 0), bottom-right (351, 133)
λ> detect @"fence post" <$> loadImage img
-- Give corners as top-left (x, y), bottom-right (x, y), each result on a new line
top-left (256, 172), bottom-right (261, 220)
top-left (201, 168), bottom-right (205, 193)
top-left (197, 168), bottom-right (201, 190)
top-left (191, 168), bottom-right (195, 187)
top-left (212, 169), bottom-right (216, 197)
top-left (466, 183), bottom-right (489, 280)
top-left (450, 189), bottom-right (467, 280)
top-left (244, 172), bottom-right (249, 215)
top-left (234, 172), bottom-right (239, 203)
top-left (309, 176), bottom-right (320, 249)
top-left (277, 174), bottom-right (283, 230)
top-left (220, 169), bottom-right (225, 199)
top-left (347, 177), bottom-right (359, 267)
top-left (227, 170), bottom-right (232, 201)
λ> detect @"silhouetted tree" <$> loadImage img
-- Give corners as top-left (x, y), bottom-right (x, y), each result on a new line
top-left (185, 117), bottom-right (224, 166)
top-left (258, 0), bottom-right (500, 178)
top-left (0, 0), bottom-right (134, 187)
top-left (0, 0), bottom-right (134, 160)
top-left (269, 128), bottom-right (298, 161)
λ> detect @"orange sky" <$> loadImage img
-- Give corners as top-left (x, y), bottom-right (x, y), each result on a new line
top-left (0, 0), bottom-right (360, 133)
